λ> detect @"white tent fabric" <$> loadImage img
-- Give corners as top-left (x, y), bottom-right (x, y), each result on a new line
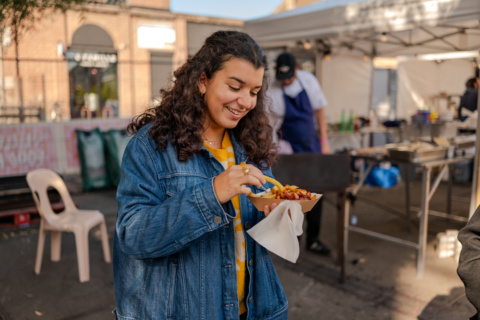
top-left (397, 59), bottom-right (473, 120)
top-left (245, 0), bottom-right (479, 123)
top-left (246, 0), bottom-right (480, 121)
top-left (321, 56), bottom-right (372, 123)
top-left (245, 0), bottom-right (480, 57)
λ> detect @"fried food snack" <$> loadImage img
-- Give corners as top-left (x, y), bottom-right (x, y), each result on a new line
top-left (262, 185), bottom-right (316, 200)
top-left (264, 176), bottom-right (284, 192)
top-left (249, 176), bottom-right (315, 200)
top-left (247, 176), bottom-right (321, 212)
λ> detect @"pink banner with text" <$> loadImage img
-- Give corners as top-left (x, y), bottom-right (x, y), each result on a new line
top-left (0, 124), bottom-right (57, 176)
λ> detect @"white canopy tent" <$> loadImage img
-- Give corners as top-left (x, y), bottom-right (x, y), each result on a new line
top-left (246, 0), bottom-right (479, 121)
top-left (245, 0), bottom-right (480, 56)
top-left (245, 0), bottom-right (480, 215)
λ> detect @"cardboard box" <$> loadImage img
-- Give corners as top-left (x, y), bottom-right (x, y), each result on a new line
top-left (247, 192), bottom-right (322, 213)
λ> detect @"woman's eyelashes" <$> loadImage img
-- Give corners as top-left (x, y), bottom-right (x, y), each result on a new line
top-left (228, 85), bottom-right (259, 97)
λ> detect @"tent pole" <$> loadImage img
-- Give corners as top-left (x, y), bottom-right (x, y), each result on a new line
top-left (315, 50), bottom-right (323, 86)
top-left (469, 54), bottom-right (480, 219)
top-left (367, 58), bottom-right (374, 118)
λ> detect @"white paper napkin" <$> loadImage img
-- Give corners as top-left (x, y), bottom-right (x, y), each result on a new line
top-left (247, 201), bottom-right (304, 263)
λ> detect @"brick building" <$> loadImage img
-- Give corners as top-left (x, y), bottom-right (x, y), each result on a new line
top-left (0, 0), bottom-right (243, 122)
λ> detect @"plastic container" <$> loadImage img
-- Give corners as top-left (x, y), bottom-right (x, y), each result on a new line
top-left (364, 163), bottom-right (399, 189)
top-left (103, 129), bottom-right (131, 187)
top-left (76, 128), bottom-right (109, 191)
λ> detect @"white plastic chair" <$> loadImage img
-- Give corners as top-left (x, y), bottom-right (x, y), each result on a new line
top-left (26, 169), bottom-right (111, 283)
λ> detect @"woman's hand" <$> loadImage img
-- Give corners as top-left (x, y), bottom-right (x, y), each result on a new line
top-left (213, 163), bottom-right (266, 204)
top-left (264, 203), bottom-right (292, 219)
top-left (263, 202), bottom-right (278, 217)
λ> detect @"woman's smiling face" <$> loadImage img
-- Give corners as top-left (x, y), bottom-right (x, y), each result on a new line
top-left (199, 57), bottom-right (264, 134)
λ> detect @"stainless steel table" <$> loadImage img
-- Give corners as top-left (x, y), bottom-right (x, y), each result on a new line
top-left (345, 152), bottom-right (471, 278)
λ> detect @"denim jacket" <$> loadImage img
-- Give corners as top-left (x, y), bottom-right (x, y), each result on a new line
top-left (113, 124), bottom-right (288, 320)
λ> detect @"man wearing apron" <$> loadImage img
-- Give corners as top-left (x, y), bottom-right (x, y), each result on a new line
top-left (268, 52), bottom-right (331, 255)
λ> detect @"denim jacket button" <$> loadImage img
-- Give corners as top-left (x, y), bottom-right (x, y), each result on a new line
top-left (245, 222), bottom-right (251, 229)
top-left (248, 296), bottom-right (253, 303)
top-left (214, 216), bottom-right (222, 224)
top-left (248, 259), bottom-right (253, 266)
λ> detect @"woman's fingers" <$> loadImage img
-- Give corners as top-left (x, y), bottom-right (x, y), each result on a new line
top-left (213, 163), bottom-right (267, 203)
top-left (264, 202), bottom-right (278, 217)
top-left (240, 185), bottom-right (253, 195)
top-left (242, 175), bottom-right (266, 190)
top-left (264, 205), bottom-right (270, 216)
top-left (239, 164), bottom-right (266, 188)
top-left (240, 163), bottom-right (266, 185)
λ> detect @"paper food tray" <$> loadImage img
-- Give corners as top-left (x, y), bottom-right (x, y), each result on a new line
top-left (247, 191), bottom-right (322, 213)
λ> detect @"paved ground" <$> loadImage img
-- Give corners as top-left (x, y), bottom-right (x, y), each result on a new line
top-left (0, 175), bottom-right (477, 319)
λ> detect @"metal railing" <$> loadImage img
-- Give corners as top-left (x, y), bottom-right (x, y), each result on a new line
top-left (0, 106), bottom-right (44, 123)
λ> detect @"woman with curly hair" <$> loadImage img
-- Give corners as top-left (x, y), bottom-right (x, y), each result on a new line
top-left (113, 30), bottom-right (288, 320)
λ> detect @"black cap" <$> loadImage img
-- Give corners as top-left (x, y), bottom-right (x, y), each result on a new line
top-left (275, 52), bottom-right (296, 81)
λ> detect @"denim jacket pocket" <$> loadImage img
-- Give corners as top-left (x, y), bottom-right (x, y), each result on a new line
top-left (164, 173), bottom-right (209, 197)
top-left (112, 309), bottom-right (137, 320)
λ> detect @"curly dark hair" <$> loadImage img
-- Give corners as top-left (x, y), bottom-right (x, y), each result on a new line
top-left (466, 77), bottom-right (478, 88)
top-left (128, 30), bottom-right (277, 169)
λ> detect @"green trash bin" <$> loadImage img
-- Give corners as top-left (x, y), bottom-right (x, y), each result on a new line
top-left (103, 129), bottom-right (131, 187)
top-left (76, 128), bottom-right (110, 191)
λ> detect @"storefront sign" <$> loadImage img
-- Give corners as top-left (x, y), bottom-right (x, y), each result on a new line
top-left (137, 23), bottom-right (175, 50)
top-left (66, 50), bottom-right (117, 68)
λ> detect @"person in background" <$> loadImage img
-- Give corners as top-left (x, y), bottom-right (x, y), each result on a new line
top-left (113, 31), bottom-right (288, 320)
top-left (458, 206), bottom-right (480, 320)
top-left (458, 77), bottom-right (479, 120)
top-left (267, 52), bottom-right (331, 255)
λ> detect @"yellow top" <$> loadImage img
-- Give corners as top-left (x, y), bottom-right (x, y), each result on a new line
top-left (203, 132), bottom-right (247, 315)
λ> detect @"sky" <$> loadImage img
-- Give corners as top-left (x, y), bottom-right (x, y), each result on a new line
top-left (170, 0), bottom-right (283, 20)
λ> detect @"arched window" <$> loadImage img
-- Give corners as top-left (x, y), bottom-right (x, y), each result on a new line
top-left (67, 24), bottom-right (118, 119)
